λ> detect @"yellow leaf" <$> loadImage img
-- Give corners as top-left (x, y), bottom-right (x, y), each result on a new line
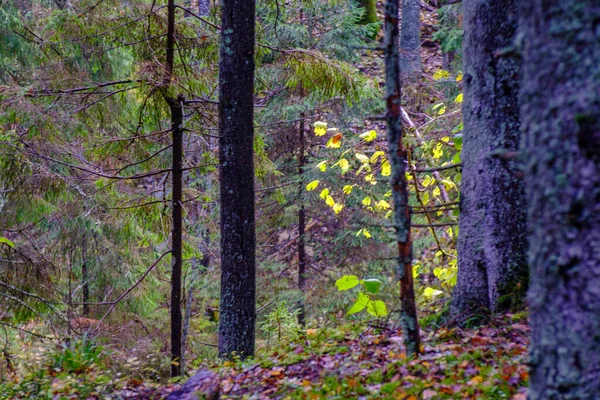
top-left (365, 173), bottom-right (376, 184)
top-left (370, 151), bottom-right (385, 164)
top-left (456, 73), bottom-right (463, 82)
top-left (433, 186), bottom-right (441, 197)
top-left (306, 180), bottom-right (320, 191)
top-left (316, 161), bottom-right (327, 172)
top-left (343, 185), bottom-right (353, 195)
top-left (362, 196), bottom-right (372, 206)
top-left (454, 93), bottom-right (463, 104)
top-left (469, 376), bottom-right (484, 385)
top-left (355, 153), bottom-right (369, 164)
top-left (334, 158), bottom-right (350, 174)
top-left (362, 229), bottom-right (372, 238)
top-left (381, 160), bottom-right (391, 176)
top-left (437, 106), bottom-right (447, 115)
top-left (319, 188), bottom-right (329, 199)
top-left (314, 121), bottom-right (327, 136)
top-left (376, 200), bottom-right (390, 210)
top-left (359, 129), bottom-right (377, 142)
top-left (325, 195), bottom-right (335, 207)
top-left (433, 69), bottom-right (450, 80)
top-left (332, 203), bottom-right (344, 214)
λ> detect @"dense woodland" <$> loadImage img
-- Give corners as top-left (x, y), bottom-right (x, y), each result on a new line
top-left (0, 0), bottom-right (598, 399)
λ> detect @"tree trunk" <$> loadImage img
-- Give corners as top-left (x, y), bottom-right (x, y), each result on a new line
top-left (357, 0), bottom-right (378, 25)
top-left (384, 0), bottom-right (421, 356)
top-left (450, 0), bottom-right (527, 320)
top-left (519, 2), bottom-right (600, 398)
top-left (81, 234), bottom-right (89, 317)
top-left (399, 0), bottom-right (421, 77)
top-left (168, 96), bottom-right (184, 377)
top-left (217, 0), bottom-right (257, 359)
top-left (297, 118), bottom-right (307, 326)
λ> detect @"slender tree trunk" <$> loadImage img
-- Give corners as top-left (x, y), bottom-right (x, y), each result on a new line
top-left (519, 2), bottom-right (600, 398)
top-left (450, 0), bottom-right (527, 320)
top-left (165, 0), bottom-right (184, 378)
top-left (399, 0), bottom-right (421, 76)
top-left (297, 118), bottom-right (307, 326)
top-left (168, 96), bottom-right (184, 377)
top-left (218, 0), bottom-right (257, 359)
top-left (81, 234), bottom-right (89, 317)
top-left (384, 0), bottom-right (420, 356)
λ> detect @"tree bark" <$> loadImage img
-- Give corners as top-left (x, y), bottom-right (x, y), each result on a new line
top-left (168, 95), bottom-right (184, 377)
top-left (519, 2), bottom-right (600, 398)
top-left (81, 234), bottom-right (89, 317)
top-left (450, 0), bottom-right (527, 320)
top-left (399, 0), bottom-right (422, 77)
top-left (384, 0), bottom-right (420, 356)
top-left (297, 118), bottom-right (307, 327)
top-left (357, 0), bottom-right (378, 25)
top-left (217, 0), bottom-right (257, 359)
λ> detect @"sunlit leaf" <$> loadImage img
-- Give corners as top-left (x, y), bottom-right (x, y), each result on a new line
top-left (347, 292), bottom-right (369, 314)
top-left (314, 121), bottom-right (328, 136)
top-left (423, 287), bottom-right (443, 298)
top-left (381, 160), bottom-right (391, 176)
top-left (366, 300), bottom-right (388, 317)
top-left (359, 130), bottom-right (377, 142)
top-left (336, 275), bottom-right (360, 291)
top-left (342, 185), bottom-right (353, 195)
top-left (319, 188), bottom-right (330, 199)
top-left (316, 161), bottom-right (327, 172)
top-left (362, 196), bottom-right (372, 206)
top-left (454, 93), bottom-right (463, 104)
top-left (306, 180), bottom-right (320, 191)
top-left (325, 195), bottom-right (335, 207)
top-left (333, 203), bottom-right (344, 214)
top-left (355, 153), bottom-right (369, 164)
top-left (0, 237), bottom-right (15, 248)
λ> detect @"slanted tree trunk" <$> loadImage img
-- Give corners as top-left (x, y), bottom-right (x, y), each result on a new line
top-left (218, 0), bottom-right (257, 359)
top-left (384, 0), bottom-right (420, 356)
top-left (450, 0), bottom-right (527, 320)
top-left (399, 0), bottom-right (421, 76)
top-left (519, 2), bottom-right (600, 398)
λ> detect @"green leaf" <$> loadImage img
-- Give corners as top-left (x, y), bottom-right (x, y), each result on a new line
top-left (362, 278), bottom-right (381, 294)
top-left (335, 275), bottom-right (360, 291)
top-left (0, 237), bottom-right (15, 248)
top-left (347, 292), bottom-right (369, 314)
top-left (367, 300), bottom-right (388, 317)
top-left (359, 130), bottom-right (377, 142)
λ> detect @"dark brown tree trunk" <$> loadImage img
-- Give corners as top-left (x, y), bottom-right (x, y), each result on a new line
top-left (450, 0), bottom-right (527, 320)
top-left (519, 2), bottom-right (600, 398)
top-left (81, 234), bottom-right (89, 317)
top-left (168, 96), bottom-right (184, 377)
top-left (399, 0), bottom-right (421, 76)
top-left (165, 0), bottom-right (184, 378)
top-left (217, 0), bottom-right (257, 359)
top-left (384, 0), bottom-right (421, 356)
top-left (297, 118), bottom-right (307, 327)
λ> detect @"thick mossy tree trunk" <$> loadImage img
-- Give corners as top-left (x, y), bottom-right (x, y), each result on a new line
top-left (218, 0), bottom-right (257, 359)
top-left (519, 2), bottom-right (600, 398)
top-left (399, 0), bottom-right (421, 76)
top-left (384, 0), bottom-right (420, 356)
top-left (450, 0), bottom-right (527, 320)
top-left (357, 0), bottom-right (377, 25)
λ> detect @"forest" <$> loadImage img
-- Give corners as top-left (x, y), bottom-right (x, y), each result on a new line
top-left (0, 0), bottom-right (598, 399)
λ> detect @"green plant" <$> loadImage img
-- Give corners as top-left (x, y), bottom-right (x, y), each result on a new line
top-left (50, 337), bottom-right (107, 374)
top-left (335, 275), bottom-right (388, 317)
top-left (260, 303), bottom-right (301, 347)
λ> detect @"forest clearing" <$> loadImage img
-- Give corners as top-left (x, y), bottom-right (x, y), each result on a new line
top-left (0, 0), bottom-right (598, 399)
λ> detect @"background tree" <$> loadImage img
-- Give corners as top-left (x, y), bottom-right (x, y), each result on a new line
top-left (450, 0), bottom-right (527, 320)
top-left (217, 0), bottom-right (257, 359)
top-left (399, 0), bottom-right (421, 76)
top-left (519, 1), bottom-right (600, 397)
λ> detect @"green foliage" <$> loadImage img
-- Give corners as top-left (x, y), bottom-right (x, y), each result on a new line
top-left (335, 275), bottom-right (388, 317)
top-left (259, 302), bottom-right (301, 347)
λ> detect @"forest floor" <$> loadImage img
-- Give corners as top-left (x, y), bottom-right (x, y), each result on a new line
top-left (0, 312), bottom-right (529, 399)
